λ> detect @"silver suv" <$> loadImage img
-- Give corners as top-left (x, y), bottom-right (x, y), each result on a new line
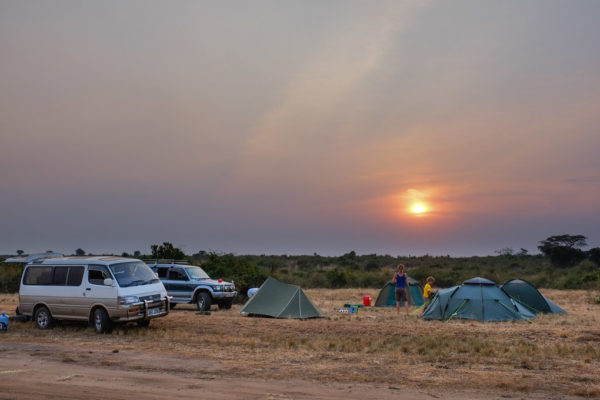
top-left (147, 262), bottom-right (236, 311)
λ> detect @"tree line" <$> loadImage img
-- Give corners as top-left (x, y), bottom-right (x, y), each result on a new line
top-left (2, 235), bottom-right (599, 296)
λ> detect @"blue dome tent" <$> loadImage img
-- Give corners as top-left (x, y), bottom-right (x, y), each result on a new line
top-left (423, 277), bottom-right (536, 322)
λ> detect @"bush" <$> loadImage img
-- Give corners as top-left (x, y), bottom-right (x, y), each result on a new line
top-left (326, 268), bottom-right (348, 288)
top-left (199, 252), bottom-right (268, 302)
top-left (589, 248), bottom-right (600, 267)
top-left (0, 263), bottom-right (24, 293)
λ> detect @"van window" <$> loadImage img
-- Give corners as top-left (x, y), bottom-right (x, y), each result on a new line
top-left (53, 267), bottom-right (69, 285)
top-left (88, 265), bottom-right (111, 285)
top-left (67, 267), bottom-right (84, 286)
top-left (23, 267), bottom-right (53, 285)
top-left (110, 262), bottom-right (159, 287)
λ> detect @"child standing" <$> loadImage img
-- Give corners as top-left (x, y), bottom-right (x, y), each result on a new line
top-left (422, 276), bottom-right (435, 313)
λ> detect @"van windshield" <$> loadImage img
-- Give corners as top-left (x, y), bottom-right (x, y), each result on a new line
top-left (110, 262), bottom-right (160, 287)
top-left (186, 266), bottom-right (210, 280)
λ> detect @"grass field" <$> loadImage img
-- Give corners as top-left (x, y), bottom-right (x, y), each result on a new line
top-left (0, 288), bottom-right (599, 398)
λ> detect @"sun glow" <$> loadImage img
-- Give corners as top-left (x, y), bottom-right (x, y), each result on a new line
top-left (411, 203), bottom-right (427, 214)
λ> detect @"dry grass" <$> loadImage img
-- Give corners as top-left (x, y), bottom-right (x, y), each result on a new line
top-left (1, 288), bottom-right (599, 397)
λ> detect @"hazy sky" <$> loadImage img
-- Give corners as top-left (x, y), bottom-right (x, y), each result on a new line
top-left (2, 1), bottom-right (600, 256)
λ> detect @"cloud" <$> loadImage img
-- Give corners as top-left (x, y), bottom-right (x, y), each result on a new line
top-left (230, 3), bottom-right (424, 192)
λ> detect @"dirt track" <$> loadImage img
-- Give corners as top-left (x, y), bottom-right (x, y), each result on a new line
top-left (0, 341), bottom-right (569, 400)
top-left (0, 289), bottom-right (598, 399)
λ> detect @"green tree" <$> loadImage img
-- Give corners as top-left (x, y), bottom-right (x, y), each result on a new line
top-left (150, 242), bottom-right (186, 260)
top-left (495, 247), bottom-right (514, 256)
top-left (75, 248), bottom-right (85, 256)
top-left (16, 250), bottom-right (24, 256)
top-left (326, 268), bottom-right (347, 288)
top-left (201, 252), bottom-right (267, 301)
top-left (588, 247), bottom-right (600, 267)
top-left (538, 234), bottom-right (587, 267)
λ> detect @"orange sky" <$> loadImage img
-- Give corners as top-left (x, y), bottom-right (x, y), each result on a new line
top-left (1, 1), bottom-right (599, 255)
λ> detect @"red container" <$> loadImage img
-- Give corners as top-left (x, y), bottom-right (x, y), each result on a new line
top-left (363, 295), bottom-right (371, 306)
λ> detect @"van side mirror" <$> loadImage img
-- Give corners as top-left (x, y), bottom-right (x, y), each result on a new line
top-left (103, 278), bottom-right (114, 286)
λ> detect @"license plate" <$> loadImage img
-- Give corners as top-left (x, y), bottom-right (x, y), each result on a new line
top-left (148, 308), bottom-right (161, 316)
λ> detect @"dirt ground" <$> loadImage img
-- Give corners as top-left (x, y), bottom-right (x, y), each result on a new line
top-left (0, 288), bottom-right (598, 399)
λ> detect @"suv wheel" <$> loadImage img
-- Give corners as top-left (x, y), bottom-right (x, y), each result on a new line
top-left (93, 308), bottom-right (112, 333)
top-left (218, 299), bottom-right (233, 310)
top-left (34, 306), bottom-right (52, 329)
top-left (196, 292), bottom-right (212, 312)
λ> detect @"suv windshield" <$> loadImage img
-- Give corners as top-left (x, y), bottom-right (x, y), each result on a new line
top-left (186, 266), bottom-right (210, 280)
top-left (110, 262), bottom-right (160, 287)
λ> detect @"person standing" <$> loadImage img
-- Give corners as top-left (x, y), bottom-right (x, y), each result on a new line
top-left (392, 264), bottom-right (409, 316)
top-left (421, 276), bottom-right (435, 314)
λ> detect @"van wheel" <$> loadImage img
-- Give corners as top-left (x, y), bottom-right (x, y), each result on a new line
top-left (169, 303), bottom-right (177, 310)
top-left (196, 292), bottom-right (212, 312)
top-left (93, 308), bottom-right (112, 333)
top-left (34, 306), bottom-right (52, 329)
top-left (137, 320), bottom-right (150, 328)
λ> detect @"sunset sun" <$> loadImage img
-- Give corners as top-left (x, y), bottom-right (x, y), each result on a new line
top-left (411, 203), bottom-right (427, 215)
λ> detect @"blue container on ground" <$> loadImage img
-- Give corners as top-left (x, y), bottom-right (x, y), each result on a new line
top-left (0, 312), bottom-right (9, 331)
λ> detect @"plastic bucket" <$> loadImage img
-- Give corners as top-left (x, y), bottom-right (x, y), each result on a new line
top-left (363, 295), bottom-right (371, 306)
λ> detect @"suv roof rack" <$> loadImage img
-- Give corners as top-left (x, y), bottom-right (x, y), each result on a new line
top-left (143, 259), bottom-right (190, 265)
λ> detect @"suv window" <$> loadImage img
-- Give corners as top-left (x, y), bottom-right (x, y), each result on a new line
top-left (168, 268), bottom-right (188, 281)
top-left (23, 267), bottom-right (53, 285)
top-left (156, 267), bottom-right (169, 278)
top-left (88, 265), bottom-right (111, 285)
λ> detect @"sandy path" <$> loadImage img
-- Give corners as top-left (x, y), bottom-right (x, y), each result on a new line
top-left (0, 342), bottom-right (540, 400)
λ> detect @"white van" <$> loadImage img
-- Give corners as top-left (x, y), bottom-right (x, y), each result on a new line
top-left (18, 256), bottom-right (171, 333)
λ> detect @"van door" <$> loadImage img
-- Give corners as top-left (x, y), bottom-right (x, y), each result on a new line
top-left (53, 266), bottom-right (86, 319)
top-left (84, 265), bottom-right (118, 318)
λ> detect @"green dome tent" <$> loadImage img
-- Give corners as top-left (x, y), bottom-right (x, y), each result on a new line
top-left (502, 279), bottom-right (567, 314)
top-left (239, 277), bottom-right (326, 319)
top-left (374, 276), bottom-right (424, 307)
top-left (422, 277), bottom-right (536, 322)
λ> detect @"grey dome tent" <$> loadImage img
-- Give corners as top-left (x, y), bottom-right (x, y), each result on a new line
top-left (502, 279), bottom-right (567, 314)
top-left (240, 277), bottom-right (326, 319)
top-left (374, 276), bottom-right (424, 307)
top-left (422, 277), bottom-right (536, 322)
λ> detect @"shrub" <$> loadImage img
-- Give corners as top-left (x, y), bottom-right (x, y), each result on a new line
top-left (0, 263), bottom-right (24, 293)
top-left (200, 252), bottom-right (268, 302)
top-left (326, 268), bottom-right (348, 288)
